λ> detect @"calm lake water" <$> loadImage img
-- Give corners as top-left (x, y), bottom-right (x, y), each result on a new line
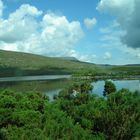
top-left (92, 80), bottom-right (140, 96)
top-left (0, 75), bottom-right (71, 82)
top-left (0, 75), bottom-right (139, 99)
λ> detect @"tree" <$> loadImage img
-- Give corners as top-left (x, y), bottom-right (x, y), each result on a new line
top-left (103, 80), bottom-right (116, 96)
top-left (80, 82), bottom-right (93, 93)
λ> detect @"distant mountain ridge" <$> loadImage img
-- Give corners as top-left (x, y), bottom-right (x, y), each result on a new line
top-left (125, 64), bottom-right (140, 66)
top-left (57, 57), bottom-right (79, 62)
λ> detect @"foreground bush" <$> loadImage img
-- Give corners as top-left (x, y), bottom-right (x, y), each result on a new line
top-left (103, 80), bottom-right (116, 96)
top-left (0, 88), bottom-right (140, 140)
top-left (0, 90), bottom-right (95, 140)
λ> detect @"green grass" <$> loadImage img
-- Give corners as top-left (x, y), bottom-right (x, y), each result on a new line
top-left (0, 50), bottom-right (98, 77)
top-left (0, 50), bottom-right (140, 77)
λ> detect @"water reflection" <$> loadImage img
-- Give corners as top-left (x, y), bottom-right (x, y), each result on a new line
top-left (43, 89), bottom-right (62, 101)
top-left (0, 75), bottom-right (71, 82)
top-left (0, 78), bottom-right (139, 100)
top-left (92, 80), bottom-right (140, 96)
top-left (0, 79), bottom-right (71, 94)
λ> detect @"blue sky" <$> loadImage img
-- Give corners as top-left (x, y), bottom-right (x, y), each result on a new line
top-left (0, 0), bottom-right (140, 64)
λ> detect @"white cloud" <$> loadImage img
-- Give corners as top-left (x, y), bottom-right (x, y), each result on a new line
top-left (10, 4), bottom-right (43, 18)
top-left (84, 17), bottom-right (97, 29)
top-left (137, 53), bottom-right (140, 59)
top-left (99, 21), bottom-right (140, 60)
top-left (0, 0), bottom-right (4, 17)
top-left (41, 12), bottom-right (84, 56)
top-left (97, 0), bottom-right (140, 63)
top-left (97, 0), bottom-right (134, 19)
top-left (97, 0), bottom-right (140, 49)
top-left (103, 52), bottom-right (112, 60)
top-left (0, 3), bottom-right (84, 58)
top-left (122, 46), bottom-right (140, 59)
top-left (0, 41), bottom-right (18, 51)
top-left (0, 4), bottom-right (42, 43)
top-left (63, 49), bottom-right (96, 63)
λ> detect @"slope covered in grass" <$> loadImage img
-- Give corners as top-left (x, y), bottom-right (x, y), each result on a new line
top-left (0, 50), bottom-right (98, 77)
top-left (0, 50), bottom-right (140, 77)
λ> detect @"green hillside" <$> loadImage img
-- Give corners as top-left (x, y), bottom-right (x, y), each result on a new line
top-left (99, 64), bottom-right (140, 76)
top-left (0, 50), bottom-right (140, 78)
top-left (0, 50), bottom-right (98, 77)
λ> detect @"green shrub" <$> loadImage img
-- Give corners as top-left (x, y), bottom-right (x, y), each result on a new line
top-left (0, 88), bottom-right (139, 140)
top-left (103, 80), bottom-right (116, 96)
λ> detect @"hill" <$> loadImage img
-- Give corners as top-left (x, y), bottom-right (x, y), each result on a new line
top-left (0, 50), bottom-right (98, 77)
top-left (55, 57), bottom-right (80, 62)
top-left (0, 50), bottom-right (140, 78)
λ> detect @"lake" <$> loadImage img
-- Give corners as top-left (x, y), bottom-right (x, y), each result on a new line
top-left (92, 80), bottom-right (140, 96)
top-left (0, 75), bottom-right (139, 99)
top-left (0, 75), bottom-right (71, 82)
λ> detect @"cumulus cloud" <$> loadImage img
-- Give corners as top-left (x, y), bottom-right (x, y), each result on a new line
top-left (41, 12), bottom-right (84, 56)
top-left (103, 52), bottom-right (112, 60)
top-left (99, 21), bottom-right (140, 60)
top-left (97, 0), bottom-right (140, 49)
top-left (0, 0), bottom-right (4, 17)
top-left (123, 46), bottom-right (140, 59)
top-left (97, 0), bottom-right (134, 19)
top-left (84, 17), bottom-right (97, 29)
top-left (0, 4), bottom-right (42, 43)
top-left (0, 3), bottom-right (84, 58)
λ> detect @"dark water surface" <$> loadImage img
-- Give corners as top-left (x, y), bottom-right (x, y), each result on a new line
top-left (0, 75), bottom-right (139, 99)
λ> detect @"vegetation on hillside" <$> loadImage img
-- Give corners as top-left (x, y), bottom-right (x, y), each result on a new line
top-left (1, 50), bottom-right (140, 78)
top-left (0, 82), bottom-right (140, 140)
top-left (0, 50), bottom-right (98, 77)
